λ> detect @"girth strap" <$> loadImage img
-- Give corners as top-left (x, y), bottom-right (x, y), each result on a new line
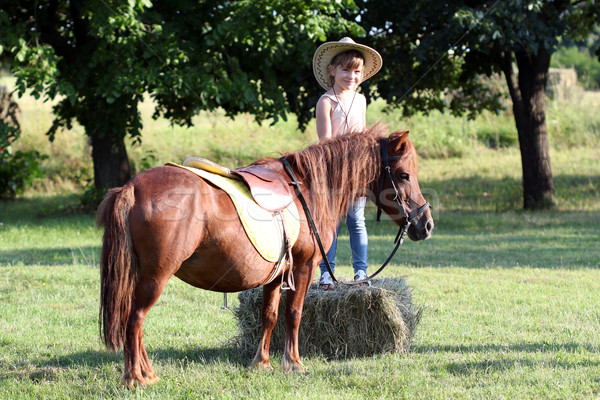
top-left (263, 211), bottom-right (295, 291)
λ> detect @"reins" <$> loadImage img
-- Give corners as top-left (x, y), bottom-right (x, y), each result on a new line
top-left (279, 138), bottom-right (430, 286)
top-left (279, 156), bottom-right (337, 282)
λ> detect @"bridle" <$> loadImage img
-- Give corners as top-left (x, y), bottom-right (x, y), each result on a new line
top-left (376, 138), bottom-right (431, 249)
top-left (279, 137), bottom-right (430, 286)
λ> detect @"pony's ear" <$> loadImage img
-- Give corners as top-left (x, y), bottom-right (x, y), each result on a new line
top-left (388, 130), bottom-right (410, 152)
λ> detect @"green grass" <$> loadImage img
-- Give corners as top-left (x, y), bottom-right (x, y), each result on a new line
top-left (1, 78), bottom-right (600, 398)
top-left (416, 145), bottom-right (600, 212)
top-left (1, 187), bottom-right (599, 399)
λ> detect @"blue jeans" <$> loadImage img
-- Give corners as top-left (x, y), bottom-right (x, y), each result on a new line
top-left (319, 197), bottom-right (368, 276)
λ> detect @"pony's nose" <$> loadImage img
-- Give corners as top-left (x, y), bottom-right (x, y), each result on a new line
top-left (424, 218), bottom-right (434, 238)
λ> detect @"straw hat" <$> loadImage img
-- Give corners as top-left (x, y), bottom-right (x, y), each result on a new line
top-left (312, 37), bottom-right (382, 90)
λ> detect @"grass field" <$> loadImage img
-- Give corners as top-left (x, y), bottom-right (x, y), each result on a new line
top-left (1, 80), bottom-right (600, 399)
top-left (1, 200), bottom-right (599, 399)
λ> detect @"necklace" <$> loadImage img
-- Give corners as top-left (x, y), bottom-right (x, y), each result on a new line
top-left (332, 87), bottom-right (357, 134)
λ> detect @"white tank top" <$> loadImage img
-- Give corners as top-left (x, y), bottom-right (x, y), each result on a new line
top-left (320, 92), bottom-right (366, 137)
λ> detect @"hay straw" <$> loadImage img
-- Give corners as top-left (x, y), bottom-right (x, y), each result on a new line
top-left (233, 278), bottom-right (424, 359)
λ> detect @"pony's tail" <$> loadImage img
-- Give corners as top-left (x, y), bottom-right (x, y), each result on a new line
top-left (97, 184), bottom-right (137, 351)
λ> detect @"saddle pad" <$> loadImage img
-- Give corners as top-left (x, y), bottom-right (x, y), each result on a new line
top-left (166, 163), bottom-right (300, 262)
top-left (184, 158), bottom-right (294, 212)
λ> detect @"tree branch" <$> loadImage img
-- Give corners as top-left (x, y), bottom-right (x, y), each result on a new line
top-left (69, 0), bottom-right (91, 50)
top-left (494, 44), bottom-right (522, 108)
top-left (35, 0), bottom-right (76, 61)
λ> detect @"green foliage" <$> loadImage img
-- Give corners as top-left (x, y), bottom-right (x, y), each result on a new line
top-left (356, 0), bottom-right (600, 210)
top-left (358, 0), bottom-right (599, 116)
top-left (0, 120), bottom-right (18, 154)
top-left (79, 184), bottom-right (108, 210)
top-left (0, 0), bottom-right (363, 188)
top-left (552, 46), bottom-right (600, 90)
top-left (0, 85), bottom-right (46, 199)
top-left (0, 149), bottom-right (46, 199)
top-left (442, 73), bottom-right (512, 122)
top-left (143, 0), bottom-right (362, 129)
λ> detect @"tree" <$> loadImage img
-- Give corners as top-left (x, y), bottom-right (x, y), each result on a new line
top-left (356, 0), bottom-right (600, 210)
top-left (0, 0), bottom-right (360, 190)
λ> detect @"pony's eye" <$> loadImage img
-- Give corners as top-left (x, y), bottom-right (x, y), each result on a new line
top-left (397, 173), bottom-right (410, 181)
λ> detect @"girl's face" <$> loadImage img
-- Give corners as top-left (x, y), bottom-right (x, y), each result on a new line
top-left (328, 60), bottom-right (364, 91)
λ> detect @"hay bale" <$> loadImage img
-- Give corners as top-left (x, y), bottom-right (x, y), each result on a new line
top-left (233, 278), bottom-right (424, 359)
top-left (548, 67), bottom-right (581, 101)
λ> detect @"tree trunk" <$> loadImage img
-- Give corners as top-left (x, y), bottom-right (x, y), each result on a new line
top-left (498, 48), bottom-right (556, 210)
top-left (82, 97), bottom-right (133, 190)
top-left (90, 132), bottom-right (131, 190)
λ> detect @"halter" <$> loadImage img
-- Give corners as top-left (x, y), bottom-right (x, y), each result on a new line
top-left (279, 137), bottom-right (431, 287)
top-left (376, 138), bottom-right (431, 248)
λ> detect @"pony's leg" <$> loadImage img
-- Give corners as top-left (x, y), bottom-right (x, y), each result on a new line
top-left (122, 275), bottom-right (168, 389)
top-left (281, 263), bottom-right (317, 372)
top-left (251, 280), bottom-right (282, 371)
top-left (139, 337), bottom-right (158, 385)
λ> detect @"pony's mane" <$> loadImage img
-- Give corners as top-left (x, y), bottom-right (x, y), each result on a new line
top-left (284, 124), bottom-right (390, 232)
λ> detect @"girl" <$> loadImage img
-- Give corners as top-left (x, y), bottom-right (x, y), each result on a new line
top-left (312, 37), bottom-right (382, 290)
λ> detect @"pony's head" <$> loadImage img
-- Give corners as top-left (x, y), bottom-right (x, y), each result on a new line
top-left (370, 130), bottom-right (434, 241)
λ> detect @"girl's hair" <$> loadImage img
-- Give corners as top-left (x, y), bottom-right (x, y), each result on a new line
top-left (328, 50), bottom-right (365, 87)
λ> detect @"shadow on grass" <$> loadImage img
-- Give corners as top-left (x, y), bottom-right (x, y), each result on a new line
top-left (8, 339), bottom-right (598, 382)
top-left (413, 341), bottom-right (599, 355)
top-left (353, 209), bottom-right (600, 269)
top-left (0, 346), bottom-right (248, 384)
top-left (149, 346), bottom-right (247, 367)
top-left (365, 208), bottom-right (600, 234)
top-left (0, 193), bottom-right (92, 222)
top-left (414, 341), bottom-right (600, 374)
top-left (0, 246), bottom-right (100, 267)
top-left (442, 357), bottom-right (600, 375)
top-left (363, 231), bottom-right (599, 269)
top-left (2, 345), bottom-right (246, 374)
top-left (3, 211), bottom-right (599, 269)
top-left (2, 183), bottom-right (598, 270)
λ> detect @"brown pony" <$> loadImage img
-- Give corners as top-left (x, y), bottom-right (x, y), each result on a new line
top-left (97, 125), bottom-right (434, 388)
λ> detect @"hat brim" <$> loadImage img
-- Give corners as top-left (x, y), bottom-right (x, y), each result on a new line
top-left (313, 41), bottom-right (382, 90)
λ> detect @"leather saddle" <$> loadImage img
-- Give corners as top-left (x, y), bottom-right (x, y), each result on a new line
top-left (232, 165), bottom-right (294, 212)
top-left (182, 157), bottom-right (294, 212)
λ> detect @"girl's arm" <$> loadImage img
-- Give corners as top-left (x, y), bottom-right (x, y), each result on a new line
top-left (316, 96), bottom-right (332, 141)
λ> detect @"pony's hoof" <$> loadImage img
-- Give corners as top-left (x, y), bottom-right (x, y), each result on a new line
top-left (142, 373), bottom-right (160, 386)
top-left (121, 371), bottom-right (159, 389)
top-left (121, 375), bottom-right (145, 390)
top-left (281, 359), bottom-right (306, 373)
top-left (251, 359), bottom-right (274, 371)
